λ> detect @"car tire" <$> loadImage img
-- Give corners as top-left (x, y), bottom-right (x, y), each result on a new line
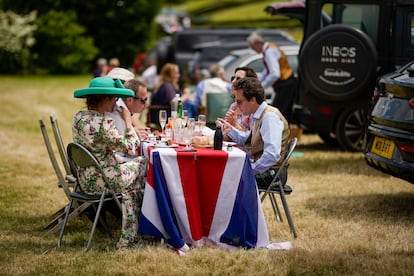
top-left (299, 24), bottom-right (377, 101)
top-left (335, 106), bottom-right (368, 152)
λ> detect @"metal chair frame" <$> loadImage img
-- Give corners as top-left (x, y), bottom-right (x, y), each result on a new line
top-left (259, 137), bottom-right (298, 238)
top-left (58, 142), bottom-right (122, 251)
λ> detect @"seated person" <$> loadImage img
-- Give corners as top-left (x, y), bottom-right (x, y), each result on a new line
top-left (150, 63), bottom-right (196, 127)
top-left (194, 63), bottom-right (231, 107)
top-left (217, 77), bottom-right (290, 189)
top-left (224, 66), bottom-right (258, 135)
top-left (73, 77), bottom-right (147, 250)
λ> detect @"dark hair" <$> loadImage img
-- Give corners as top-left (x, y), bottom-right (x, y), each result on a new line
top-left (86, 95), bottom-right (113, 110)
top-left (233, 77), bottom-right (265, 104)
top-left (234, 66), bottom-right (258, 78)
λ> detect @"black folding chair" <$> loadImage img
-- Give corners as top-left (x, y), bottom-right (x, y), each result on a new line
top-left (58, 142), bottom-right (122, 251)
top-left (259, 137), bottom-right (298, 238)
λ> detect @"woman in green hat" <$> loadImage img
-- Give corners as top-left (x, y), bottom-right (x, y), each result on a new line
top-left (73, 77), bottom-right (147, 249)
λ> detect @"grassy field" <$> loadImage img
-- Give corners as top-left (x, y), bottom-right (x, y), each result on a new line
top-left (0, 75), bottom-right (413, 275)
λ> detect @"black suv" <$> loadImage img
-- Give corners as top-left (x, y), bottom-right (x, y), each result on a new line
top-left (266, 0), bottom-right (414, 151)
top-left (365, 59), bottom-right (414, 184)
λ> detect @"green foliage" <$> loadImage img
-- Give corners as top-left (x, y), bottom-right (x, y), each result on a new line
top-left (0, 10), bottom-right (37, 74)
top-left (33, 10), bottom-right (98, 74)
top-left (1, 0), bottom-right (162, 73)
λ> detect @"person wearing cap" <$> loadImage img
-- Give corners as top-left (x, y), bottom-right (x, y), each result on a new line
top-left (247, 31), bottom-right (297, 122)
top-left (106, 68), bottom-right (151, 141)
top-left (73, 77), bottom-right (147, 249)
top-left (194, 63), bottom-right (231, 108)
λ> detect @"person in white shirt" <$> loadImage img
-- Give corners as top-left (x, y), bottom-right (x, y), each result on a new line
top-left (105, 79), bottom-right (149, 162)
top-left (194, 63), bottom-right (231, 107)
top-left (217, 77), bottom-right (290, 189)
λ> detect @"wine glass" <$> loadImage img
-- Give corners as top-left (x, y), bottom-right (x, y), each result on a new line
top-left (198, 114), bottom-right (206, 133)
top-left (159, 110), bottom-right (167, 133)
top-left (181, 110), bottom-right (188, 128)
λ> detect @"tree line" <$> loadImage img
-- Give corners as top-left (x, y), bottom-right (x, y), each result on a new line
top-left (0, 0), bottom-right (163, 74)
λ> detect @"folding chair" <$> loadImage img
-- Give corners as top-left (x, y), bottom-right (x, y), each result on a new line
top-left (49, 114), bottom-right (76, 184)
top-left (39, 119), bottom-right (76, 234)
top-left (58, 142), bottom-right (122, 251)
top-left (259, 137), bottom-right (298, 238)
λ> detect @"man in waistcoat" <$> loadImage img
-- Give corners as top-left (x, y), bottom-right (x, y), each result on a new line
top-left (247, 32), bottom-right (297, 123)
top-left (217, 77), bottom-right (290, 189)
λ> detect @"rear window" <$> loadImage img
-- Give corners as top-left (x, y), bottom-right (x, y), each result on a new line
top-left (321, 3), bottom-right (380, 43)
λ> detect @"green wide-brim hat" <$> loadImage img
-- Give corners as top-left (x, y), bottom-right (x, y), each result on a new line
top-left (74, 77), bottom-right (134, 98)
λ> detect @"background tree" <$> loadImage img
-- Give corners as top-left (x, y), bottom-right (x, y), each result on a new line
top-left (33, 10), bottom-right (98, 74)
top-left (1, 0), bottom-right (162, 73)
top-left (0, 10), bottom-right (36, 74)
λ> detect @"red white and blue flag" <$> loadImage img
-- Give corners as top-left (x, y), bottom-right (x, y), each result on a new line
top-left (139, 145), bottom-right (269, 251)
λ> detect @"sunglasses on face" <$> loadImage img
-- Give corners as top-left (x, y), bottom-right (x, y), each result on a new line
top-left (231, 75), bottom-right (242, 82)
top-left (133, 97), bottom-right (148, 104)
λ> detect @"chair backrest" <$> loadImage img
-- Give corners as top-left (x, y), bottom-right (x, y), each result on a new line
top-left (39, 119), bottom-right (71, 198)
top-left (50, 114), bottom-right (71, 176)
top-left (270, 137), bottom-right (298, 186)
top-left (66, 142), bottom-right (111, 187)
top-left (206, 93), bottom-right (234, 125)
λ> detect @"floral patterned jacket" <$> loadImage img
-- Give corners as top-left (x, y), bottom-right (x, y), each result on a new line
top-left (72, 110), bottom-right (144, 193)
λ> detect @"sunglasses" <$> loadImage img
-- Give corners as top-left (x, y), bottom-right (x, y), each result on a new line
top-left (231, 75), bottom-right (242, 82)
top-left (133, 97), bottom-right (148, 104)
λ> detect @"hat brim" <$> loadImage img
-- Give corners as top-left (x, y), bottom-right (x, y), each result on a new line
top-left (74, 87), bottom-right (134, 98)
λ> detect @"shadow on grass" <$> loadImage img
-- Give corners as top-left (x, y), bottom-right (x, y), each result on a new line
top-left (306, 192), bottom-right (414, 223)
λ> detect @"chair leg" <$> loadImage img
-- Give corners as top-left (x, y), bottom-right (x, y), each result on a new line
top-left (278, 183), bottom-right (297, 238)
top-left (269, 193), bottom-right (283, 222)
top-left (57, 199), bottom-right (75, 247)
top-left (85, 191), bottom-right (107, 251)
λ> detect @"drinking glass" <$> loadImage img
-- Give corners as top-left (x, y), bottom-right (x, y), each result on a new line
top-left (187, 118), bottom-right (195, 136)
top-left (181, 109), bottom-right (188, 127)
top-left (159, 110), bottom-right (167, 132)
top-left (183, 128), bottom-right (192, 149)
top-left (198, 114), bottom-right (206, 133)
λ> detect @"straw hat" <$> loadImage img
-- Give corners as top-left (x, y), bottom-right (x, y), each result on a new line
top-left (74, 77), bottom-right (134, 98)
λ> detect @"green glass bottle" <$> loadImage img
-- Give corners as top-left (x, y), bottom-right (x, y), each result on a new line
top-left (177, 98), bottom-right (183, 118)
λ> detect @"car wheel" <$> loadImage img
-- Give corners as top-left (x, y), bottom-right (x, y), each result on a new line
top-left (299, 24), bottom-right (377, 101)
top-left (335, 106), bottom-right (368, 152)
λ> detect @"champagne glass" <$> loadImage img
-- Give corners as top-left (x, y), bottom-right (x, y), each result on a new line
top-left (181, 110), bottom-right (188, 128)
top-left (159, 110), bottom-right (167, 132)
top-left (198, 114), bottom-right (206, 133)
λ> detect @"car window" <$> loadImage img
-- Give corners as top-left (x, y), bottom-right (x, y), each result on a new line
top-left (246, 58), bottom-right (264, 73)
top-left (321, 3), bottom-right (380, 43)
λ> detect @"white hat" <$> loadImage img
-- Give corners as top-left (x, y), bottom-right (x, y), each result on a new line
top-left (106, 67), bottom-right (135, 81)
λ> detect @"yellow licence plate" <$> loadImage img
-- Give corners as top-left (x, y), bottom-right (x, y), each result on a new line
top-left (371, 136), bottom-right (395, 159)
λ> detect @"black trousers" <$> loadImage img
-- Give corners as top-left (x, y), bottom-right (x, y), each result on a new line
top-left (255, 166), bottom-right (288, 190)
top-left (271, 75), bottom-right (298, 123)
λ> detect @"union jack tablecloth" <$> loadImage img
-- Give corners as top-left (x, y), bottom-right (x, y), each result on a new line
top-left (139, 143), bottom-right (269, 252)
